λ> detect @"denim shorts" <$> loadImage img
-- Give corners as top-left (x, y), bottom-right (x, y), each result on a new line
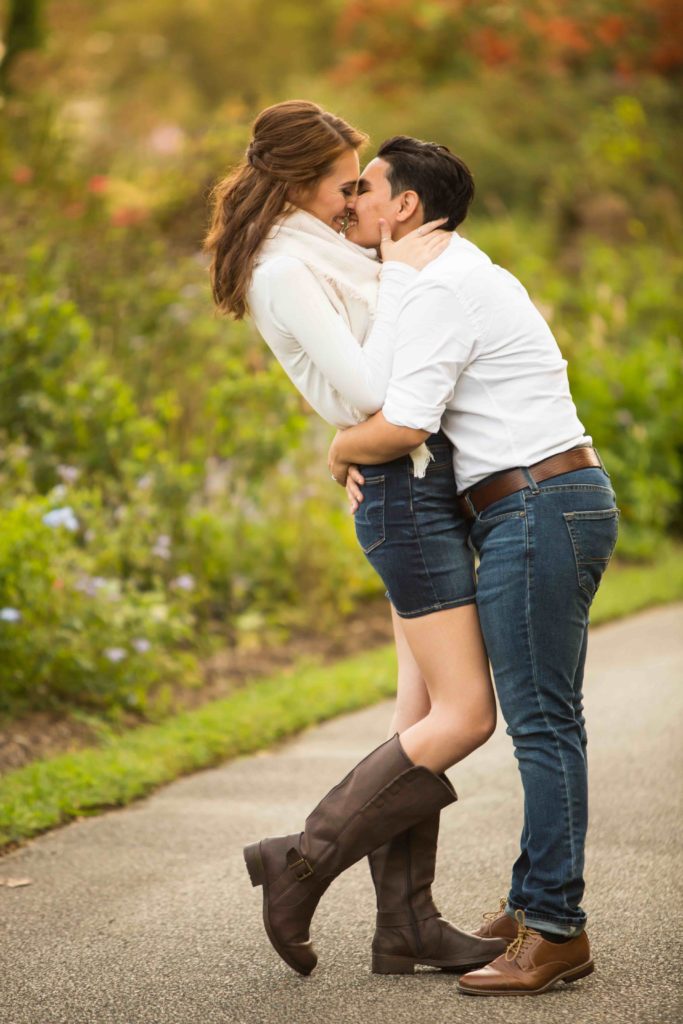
top-left (353, 431), bottom-right (476, 618)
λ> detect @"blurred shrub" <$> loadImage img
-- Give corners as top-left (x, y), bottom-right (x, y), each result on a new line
top-left (0, 255), bottom-right (377, 718)
top-left (559, 242), bottom-right (683, 557)
top-left (0, 495), bottom-right (199, 719)
top-left (0, 266), bottom-right (162, 494)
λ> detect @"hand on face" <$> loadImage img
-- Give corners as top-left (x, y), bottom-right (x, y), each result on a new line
top-left (377, 217), bottom-right (450, 268)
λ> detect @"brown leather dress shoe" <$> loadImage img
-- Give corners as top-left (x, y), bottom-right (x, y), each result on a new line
top-left (472, 897), bottom-right (518, 942)
top-left (459, 910), bottom-right (594, 996)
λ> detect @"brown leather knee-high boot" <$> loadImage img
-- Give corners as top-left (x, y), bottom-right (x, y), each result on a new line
top-left (243, 734), bottom-right (457, 976)
top-left (368, 805), bottom-right (507, 974)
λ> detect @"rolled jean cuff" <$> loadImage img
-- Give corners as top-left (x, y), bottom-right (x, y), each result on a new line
top-left (505, 901), bottom-right (586, 937)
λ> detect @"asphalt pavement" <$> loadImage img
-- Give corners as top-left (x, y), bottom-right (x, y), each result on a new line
top-left (1, 604), bottom-right (682, 1024)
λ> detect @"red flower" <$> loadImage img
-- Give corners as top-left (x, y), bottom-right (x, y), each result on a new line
top-left (12, 166), bottom-right (33, 184)
top-left (471, 27), bottom-right (517, 67)
top-left (88, 175), bottom-right (109, 194)
top-left (110, 206), bottom-right (148, 227)
top-left (595, 15), bottom-right (627, 47)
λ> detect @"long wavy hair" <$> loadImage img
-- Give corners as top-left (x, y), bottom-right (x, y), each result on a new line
top-left (204, 100), bottom-right (367, 320)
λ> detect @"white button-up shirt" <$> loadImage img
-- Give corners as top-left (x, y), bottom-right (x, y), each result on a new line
top-left (382, 232), bottom-right (591, 491)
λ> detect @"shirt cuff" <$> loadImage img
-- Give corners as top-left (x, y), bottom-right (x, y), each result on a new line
top-left (383, 401), bottom-right (442, 436)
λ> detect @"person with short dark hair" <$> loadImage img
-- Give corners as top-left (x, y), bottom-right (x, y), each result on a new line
top-left (377, 135), bottom-right (475, 230)
top-left (331, 135), bottom-right (619, 997)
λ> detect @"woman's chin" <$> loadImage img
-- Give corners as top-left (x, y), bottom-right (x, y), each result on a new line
top-left (345, 224), bottom-right (375, 249)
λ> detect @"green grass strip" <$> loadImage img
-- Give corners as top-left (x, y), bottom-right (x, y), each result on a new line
top-left (1, 546), bottom-right (682, 851)
top-left (0, 646), bottom-right (398, 848)
top-left (589, 544), bottom-right (683, 625)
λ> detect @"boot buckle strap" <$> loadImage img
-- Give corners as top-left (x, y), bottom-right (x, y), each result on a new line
top-left (287, 853), bottom-right (314, 881)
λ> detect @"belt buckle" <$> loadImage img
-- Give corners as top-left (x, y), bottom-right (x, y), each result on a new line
top-left (289, 856), bottom-right (314, 881)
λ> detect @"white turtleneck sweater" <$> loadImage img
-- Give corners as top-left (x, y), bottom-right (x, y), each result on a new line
top-left (247, 251), bottom-right (417, 428)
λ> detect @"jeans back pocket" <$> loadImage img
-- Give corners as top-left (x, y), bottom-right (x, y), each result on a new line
top-left (354, 476), bottom-right (386, 554)
top-left (563, 508), bottom-right (620, 599)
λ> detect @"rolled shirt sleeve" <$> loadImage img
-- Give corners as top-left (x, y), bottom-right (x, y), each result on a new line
top-left (382, 281), bottom-right (478, 434)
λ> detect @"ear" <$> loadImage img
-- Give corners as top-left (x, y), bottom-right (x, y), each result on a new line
top-left (395, 190), bottom-right (421, 222)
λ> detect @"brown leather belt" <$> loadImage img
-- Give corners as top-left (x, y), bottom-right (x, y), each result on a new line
top-left (457, 445), bottom-right (603, 521)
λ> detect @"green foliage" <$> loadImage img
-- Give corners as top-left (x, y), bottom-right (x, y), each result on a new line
top-left (560, 243), bottom-right (683, 556)
top-left (0, 253), bottom-right (377, 718)
top-left (0, 267), bottom-right (161, 493)
top-left (0, 496), bottom-right (199, 718)
top-left (0, 0), bottom-right (45, 93)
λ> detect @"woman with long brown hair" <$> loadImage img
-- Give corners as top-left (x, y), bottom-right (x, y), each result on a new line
top-left (204, 100), bottom-right (502, 978)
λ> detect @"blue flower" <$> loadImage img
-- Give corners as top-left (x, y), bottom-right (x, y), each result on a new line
top-left (0, 608), bottom-right (21, 622)
top-left (42, 507), bottom-right (79, 532)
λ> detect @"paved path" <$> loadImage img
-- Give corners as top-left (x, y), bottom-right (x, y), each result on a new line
top-left (1, 605), bottom-right (682, 1024)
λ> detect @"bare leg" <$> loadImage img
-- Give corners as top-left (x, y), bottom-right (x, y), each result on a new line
top-left (397, 604), bottom-right (497, 774)
top-left (367, 605), bottom-right (505, 974)
top-left (388, 605), bottom-right (431, 735)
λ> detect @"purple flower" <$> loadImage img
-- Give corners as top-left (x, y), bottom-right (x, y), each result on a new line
top-left (57, 464), bottom-right (81, 484)
top-left (0, 608), bottom-right (21, 622)
top-left (171, 573), bottom-right (195, 592)
top-left (74, 575), bottom-right (109, 597)
top-left (104, 647), bottom-right (127, 663)
top-left (132, 638), bottom-right (151, 654)
top-left (152, 534), bottom-right (172, 559)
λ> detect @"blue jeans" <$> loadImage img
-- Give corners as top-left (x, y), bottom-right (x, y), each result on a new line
top-left (468, 466), bottom-right (619, 935)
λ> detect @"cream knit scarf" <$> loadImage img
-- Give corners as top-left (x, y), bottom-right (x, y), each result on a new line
top-left (256, 207), bottom-right (433, 477)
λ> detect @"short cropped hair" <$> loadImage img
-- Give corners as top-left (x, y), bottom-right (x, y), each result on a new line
top-left (376, 136), bottom-right (475, 229)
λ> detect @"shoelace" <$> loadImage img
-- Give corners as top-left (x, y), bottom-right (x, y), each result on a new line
top-left (482, 896), bottom-right (507, 923)
top-left (504, 908), bottom-right (536, 962)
